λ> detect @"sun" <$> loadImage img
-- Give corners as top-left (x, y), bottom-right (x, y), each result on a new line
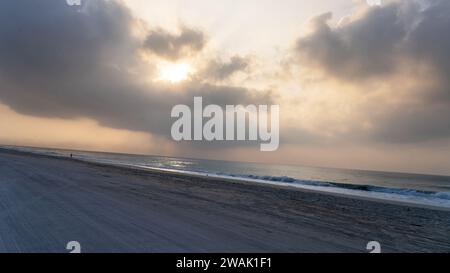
top-left (158, 62), bottom-right (192, 83)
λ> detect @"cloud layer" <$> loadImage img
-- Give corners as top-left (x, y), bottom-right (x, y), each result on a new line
top-left (0, 0), bottom-right (270, 140)
top-left (294, 0), bottom-right (450, 143)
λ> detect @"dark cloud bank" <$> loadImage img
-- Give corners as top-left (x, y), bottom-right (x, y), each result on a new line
top-left (295, 0), bottom-right (450, 143)
top-left (0, 0), bottom-right (271, 141)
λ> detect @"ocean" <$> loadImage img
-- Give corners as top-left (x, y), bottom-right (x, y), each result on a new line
top-left (4, 145), bottom-right (450, 208)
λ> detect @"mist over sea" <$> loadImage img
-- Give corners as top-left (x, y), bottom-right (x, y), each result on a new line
top-left (5, 146), bottom-right (450, 208)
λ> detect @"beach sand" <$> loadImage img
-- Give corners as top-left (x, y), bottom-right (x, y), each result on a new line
top-left (0, 149), bottom-right (449, 253)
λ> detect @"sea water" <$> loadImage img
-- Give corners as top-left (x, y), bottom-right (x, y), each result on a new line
top-left (4, 145), bottom-right (450, 208)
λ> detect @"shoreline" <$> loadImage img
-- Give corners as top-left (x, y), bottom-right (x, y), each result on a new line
top-left (0, 148), bottom-right (449, 252)
top-left (2, 147), bottom-right (449, 212)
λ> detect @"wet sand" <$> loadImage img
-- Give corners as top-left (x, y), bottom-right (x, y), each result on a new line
top-left (0, 149), bottom-right (449, 253)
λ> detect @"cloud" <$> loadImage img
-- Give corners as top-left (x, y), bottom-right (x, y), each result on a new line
top-left (291, 0), bottom-right (450, 144)
top-left (201, 56), bottom-right (250, 81)
top-left (143, 26), bottom-right (206, 61)
top-left (296, 3), bottom-right (412, 80)
top-left (0, 0), bottom-right (271, 141)
top-left (296, 0), bottom-right (450, 87)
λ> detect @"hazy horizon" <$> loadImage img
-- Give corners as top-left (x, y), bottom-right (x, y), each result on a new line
top-left (4, 143), bottom-right (450, 178)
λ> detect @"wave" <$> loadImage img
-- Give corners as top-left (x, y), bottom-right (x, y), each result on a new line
top-left (214, 173), bottom-right (450, 207)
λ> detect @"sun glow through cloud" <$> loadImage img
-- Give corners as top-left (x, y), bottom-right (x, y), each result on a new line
top-left (158, 62), bottom-right (192, 83)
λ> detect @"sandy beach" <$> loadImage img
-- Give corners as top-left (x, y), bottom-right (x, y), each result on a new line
top-left (0, 149), bottom-right (449, 253)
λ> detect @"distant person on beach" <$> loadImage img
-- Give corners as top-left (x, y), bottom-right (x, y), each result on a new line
top-left (70, 154), bottom-right (73, 158)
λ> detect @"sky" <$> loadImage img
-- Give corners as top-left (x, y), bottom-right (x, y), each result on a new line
top-left (1, 0), bottom-right (450, 175)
